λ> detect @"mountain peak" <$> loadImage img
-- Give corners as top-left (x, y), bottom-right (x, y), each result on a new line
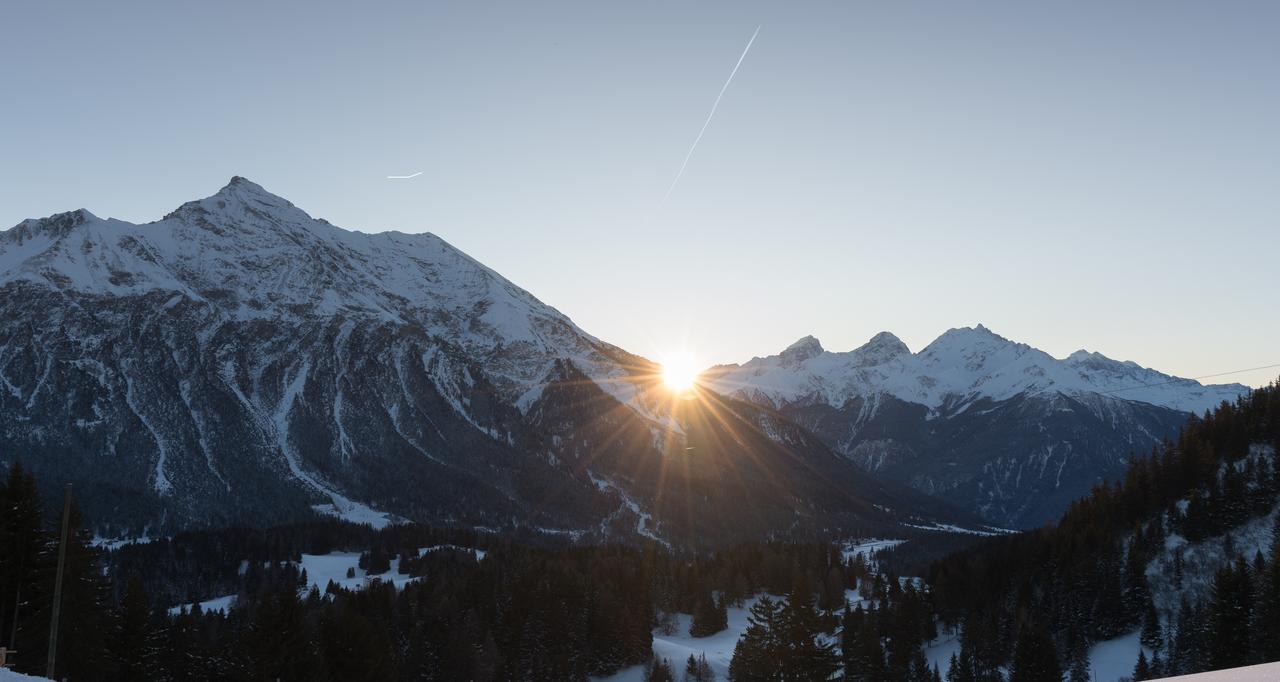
top-left (925, 323), bottom-right (1015, 350)
top-left (162, 176), bottom-right (306, 228)
top-left (2, 208), bottom-right (100, 245)
top-left (220, 175), bottom-right (275, 198)
top-left (780, 335), bottom-right (824, 363)
top-left (851, 331), bottom-right (910, 366)
top-left (212, 175), bottom-right (295, 209)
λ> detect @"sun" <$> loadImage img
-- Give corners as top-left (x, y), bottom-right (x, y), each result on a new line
top-left (660, 351), bottom-right (702, 392)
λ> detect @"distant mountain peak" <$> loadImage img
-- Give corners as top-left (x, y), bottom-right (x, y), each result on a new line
top-left (780, 335), bottom-right (824, 363)
top-left (216, 176), bottom-right (290, 204)
top-left (3, 208), bottom-right (100, 244)
top-left (852, 331), bottom-right (910, 364)
top-left (163, 176), bottom-right (304, 226)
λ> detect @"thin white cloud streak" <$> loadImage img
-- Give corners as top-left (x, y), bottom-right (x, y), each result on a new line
top-left (662, 25), bottom-right (761, 203)
top-left (387, 171), bottom-right (423, 179)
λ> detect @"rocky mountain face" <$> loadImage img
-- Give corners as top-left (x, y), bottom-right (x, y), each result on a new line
top-left (704, 327), bottom-right (1249, 528)
top-left (0, 178), bottom-right (975, 544)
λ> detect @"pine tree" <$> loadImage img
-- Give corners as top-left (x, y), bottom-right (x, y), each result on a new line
top-left (645, 656), bottom-right (676, 682)
top-left (110, 575), bottom-right (160, 681)
top-left (1009, 622), bottom-right (1062, 682)
top-left (1139, 596), bottom-right (1162, 651)
top-left (0, 462), bottom-right (48, 670)
top-left (907, 646), bottom-right (934, 682)
top-left (684, 652), bottom-right (714, 681)
top-left (1208, 558), bottom-right (1252, 670)
top-left (945, 652), bottom-right (969, 682)
top-left (777, 587), bottom-right (840, 680)
top-left (19, 500), bottom-right (113, 681)
top-left (1120, 537), bottom-right (1152, 629)
top-left (728, 596), bottom-right (782, 681)
top-left (846, 608), bottom-right (885, 682)
top-left (1065, 630), bottom-right (1091, 682)
top-left (1132, 650), bottom-right (1150, 681)
top-left (1149, 649), bottom-right (1165, 679)
top-left (244, 581), bottom-right (318, 681)
top-left (1173, 597), bottom-right (1212, 675)
top-left (690, 591), bottom-right (727, 637)
top-left (1257, 514), bottom-right (1280, 662)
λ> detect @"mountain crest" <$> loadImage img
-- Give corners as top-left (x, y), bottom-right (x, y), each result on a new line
top-left (851, 331), bottom-right (910, 365)
top-left (780, 335), bottom-right (824, 364)
top-left (708, 324), bottom-right (1246, 415)
top-left (3, 208), bottom-right (99, 244)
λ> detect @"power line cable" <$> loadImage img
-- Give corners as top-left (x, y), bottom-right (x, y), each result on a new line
top-left (1097, 363), bottom-right (1280, 395)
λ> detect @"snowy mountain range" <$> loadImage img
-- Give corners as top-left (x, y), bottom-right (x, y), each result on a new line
top-left (0, 178), bottom-right (971, 542)
top-left (706, 327), bottom-right (1244, 416)
top-left (705, 329), bottom-right (1249, 527)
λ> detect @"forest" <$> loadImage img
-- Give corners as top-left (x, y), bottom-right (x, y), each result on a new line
top-left (0, 382), bottom-right (1276, 681)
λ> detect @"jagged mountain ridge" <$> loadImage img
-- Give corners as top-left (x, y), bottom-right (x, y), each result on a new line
top-left (707, 326), bottom-right (1245, 415)
top-left (0, 178), bottom-right (976, 542)
top-left (705, 328), bottom-right (1250, 527)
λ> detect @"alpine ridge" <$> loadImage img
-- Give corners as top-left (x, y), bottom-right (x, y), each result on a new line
top-left (705, 327), bottom-right (1249, 527)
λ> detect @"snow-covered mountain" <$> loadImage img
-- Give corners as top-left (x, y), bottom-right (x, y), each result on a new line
top-left (0, 178), bottom-right (972, 542)
top-left (0, 177), bottom-right (640, 409)
top-left (707, 325), bottom-right (1244, 416)
top-left (705, 327), bottom-right (1250, 527)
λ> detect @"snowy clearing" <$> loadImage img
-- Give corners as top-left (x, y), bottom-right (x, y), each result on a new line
top-left (594, 595), bottom-right (775, 681)
top-left (310, 501), bottom-right (397, 530)
top-left (923, 626), bottom-right (962, 674)
top-left (902, 523), bottom-right (1016, 537)
top-left (0, 669), bottom-right (50, 681)
top-left (91, 533), bottom-right (162, 551)
top-left (168, 546), bottom-right (485, 615)
top-left (168, 593), bottom-right (237, 616)
top-left (1086, 630), bottom-right (1150, 682)
top-left (925, 627), bottom-right (1150, 681)
top-left (841, 538), bottom-right (905, 562)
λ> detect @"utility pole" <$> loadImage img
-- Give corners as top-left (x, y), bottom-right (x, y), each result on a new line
top-left (46, 484), bottom-right (72, 680)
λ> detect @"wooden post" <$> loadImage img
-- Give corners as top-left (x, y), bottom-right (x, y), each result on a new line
top-left (45, 484), bottom-right (72, 679)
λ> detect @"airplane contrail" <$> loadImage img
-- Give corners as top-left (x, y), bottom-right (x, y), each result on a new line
top-left (663, 25), bottom-right (761, 203)
top-left (387, 171), bottom-right (423, 179)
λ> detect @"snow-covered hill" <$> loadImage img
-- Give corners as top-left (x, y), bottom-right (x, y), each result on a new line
top-left (704, 328), bottom-right (1250, 528)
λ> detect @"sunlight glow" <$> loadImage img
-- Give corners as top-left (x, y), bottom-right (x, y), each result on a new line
top-left (661, 352), bottom-right (702, 393)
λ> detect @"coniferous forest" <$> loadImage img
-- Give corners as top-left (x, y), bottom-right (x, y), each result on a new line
top-left (1, 381), bottom-right (1277, 681)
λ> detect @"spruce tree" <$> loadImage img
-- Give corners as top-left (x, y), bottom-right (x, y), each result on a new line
top-left (1139, 596), bottom-right (1162, 651)
top-left (690, 591), bottom-right (727, 637)
top-left (846, 608), bottom-right (885, 682)
top-left (728, 596), bottom-right (782, 681)
top-left (777, 587), bottom-right (839, 680)
top-left (1132, 649), bottom-right (1150, 681)
top-left (244, 581), bottom-right (317, 681)
top-left (1009, 622), bottom-right (1062, 682)
top-left (1208, 558), bottom-right (1252, 670)
top-left (111, 575), bottom-right (160, 681)
top-left (1257, 514), bottom-right (1280, 662)
top-left (645, 656), bottom-right (675, 682)
top-left (685, 652), bottom-right (714, 681)
top-left (0, 462), bottom-right (48, 668)
top-left (19, 500), bottom-right (112, 681)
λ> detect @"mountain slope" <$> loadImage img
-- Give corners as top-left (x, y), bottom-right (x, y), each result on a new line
top-left (704, 327), bottom-right (1249, 527)
top-left (924, 380), bottom-right (1280, 679)
top-left (0, 178), bottom-right (975, 543)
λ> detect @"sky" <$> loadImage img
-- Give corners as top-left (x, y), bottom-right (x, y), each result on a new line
top-left (2, 1), bottom-right (1277, 386)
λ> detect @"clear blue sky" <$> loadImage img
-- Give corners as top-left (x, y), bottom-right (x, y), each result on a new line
top-left (3, 1), bottom-right (1277, 385)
